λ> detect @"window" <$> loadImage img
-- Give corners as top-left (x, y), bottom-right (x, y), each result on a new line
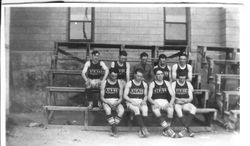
top-left (69, 7), bottom-right (94, 41)
top-left (164, 8), bottom-right (188, 45)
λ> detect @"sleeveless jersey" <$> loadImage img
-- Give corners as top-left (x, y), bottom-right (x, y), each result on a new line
top-left (175, 81), bottom-right (189, 99)
top-left (87, 60), bottom-right (104, 79)
top-left (104, 80), bottom-right (120, 99)
top-left (176, 64), bottom-right (188, 79)
top-left (155, 65), bottom-right (170, 81)
top-left (152, 81), bottom-right (171, 101)
top-left (128, 80), bottom-right (145, 99)
top-left (114, 61), bottom-right (126, 80)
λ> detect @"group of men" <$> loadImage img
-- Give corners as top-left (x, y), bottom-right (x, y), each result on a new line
top-left (81, 50), bottom-right (196, 138)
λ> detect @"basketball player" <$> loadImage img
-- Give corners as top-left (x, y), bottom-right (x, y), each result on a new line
top-left (172, 53), bottom-right (192, 82)
top-left (154, 54), bottom-right (171, 82)
top-left (148, 68), bottom-right (176, 138)
top-left (111, 50), bottom-right (130, 85)
top-left (100, 68), bottom-right (124, 137)
top-left (172, 72), bottom-right (197, 137)
top-left (124, 68), bottom-right (149, 137)
top-left (82, 50), bottom-right (109, 109)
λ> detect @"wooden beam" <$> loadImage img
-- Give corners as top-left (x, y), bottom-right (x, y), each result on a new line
top-left (44, 106), bottom-right (88, 111)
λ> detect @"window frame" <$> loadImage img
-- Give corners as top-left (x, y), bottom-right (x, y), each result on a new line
top-left (163, 7), bottom-right (189, 45)
top-left (68, 7), bottom-right (95, 42)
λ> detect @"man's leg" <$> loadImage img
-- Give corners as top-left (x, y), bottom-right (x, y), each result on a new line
top-left (174, 104), bottom-right (188, 138)
top-left (152, 106), bottom-right (170, 135)
top-left (140, 104), bottom-right (150, 137)
top-left (103, 103), bottom-right (116, 136)
top-left (182, 103), bottom-right (197, 137)
top-left (162, 105), bottom-right (176, 138)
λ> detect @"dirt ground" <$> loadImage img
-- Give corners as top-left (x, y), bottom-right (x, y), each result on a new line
top-left (6, 113), bottom-right (240, 146)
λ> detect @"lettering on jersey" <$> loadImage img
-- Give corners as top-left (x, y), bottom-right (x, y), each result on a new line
top-left (118, 68), bottom-right (126, 74)
top-left (89, 69), bottom-right (103, 75)
top-left (164, 71), bottom-right (169, 76)
top-left (175, 88), bottom-right (188, 95)
top-left (129, 88), bottom-right (144, 95)
top-left (153, 87), bottom-right (167, 94)
top-left (105, 88), bottom-right (119, 94)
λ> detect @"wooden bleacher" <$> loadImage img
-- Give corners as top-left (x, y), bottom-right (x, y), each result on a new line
top-left (44, 42), bottom-right (217, 131)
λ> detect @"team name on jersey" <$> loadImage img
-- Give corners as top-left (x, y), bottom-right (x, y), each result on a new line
top-left (118, 68), bottom-right (126, 73)
top-left (175, 88), bottom-right (188, 94)
top-left (129, 88), bottom-right (144, 95)
top-left (153, 87), bottom-right (167, 94)
top-left (89, 69), bottom-right (103, 74)
top-left (105, 88), bottom-right (119, 94)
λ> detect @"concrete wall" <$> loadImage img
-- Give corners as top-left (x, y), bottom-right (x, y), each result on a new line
top-left (9, 7), bottom-right (240, 112)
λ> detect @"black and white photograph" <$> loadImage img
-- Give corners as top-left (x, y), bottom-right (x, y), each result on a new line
top-left (1, 0), bottom-right (245, 146)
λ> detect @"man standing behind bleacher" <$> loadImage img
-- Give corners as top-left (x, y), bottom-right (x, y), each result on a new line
top-left (172, 53), bottom-right (192, 82)
top-left (172, 72), bottom-right (197, 138)
top-left (154, 54), bottom-right (172, 82)
top-left (82, 50), bottom-right (109, 109)
top-left (100, 68), bottom-right (124, 137)
top-left (110, 50), bottom-right (130, 86)
top-left (132, 52), bottom-right (154, 84)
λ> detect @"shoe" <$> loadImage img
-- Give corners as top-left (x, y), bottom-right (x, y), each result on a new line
top-left (177, 128), bottom-right (188, 138)
top-left (187, 129), bottom-right (195, 137)
top-left (141, 127), bottom-right (150, 137)
top-left (110, 126), bottom-right (117, 137)
top-left (138, 130), bottom-right (145, 138)
top-left (163, 128), bottom-right (176, 138)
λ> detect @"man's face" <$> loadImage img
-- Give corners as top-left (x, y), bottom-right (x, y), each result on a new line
top-left (155, 70), bottom-right (164, 81)
top-left (92, 53), bottom-right (100, 62)
top-left (178, 76), bottom-right (186, 84)
top-left (119, 55), bottom-right (127, 63)
top-left (141, 56), bottom-right (148, 64)
top-left (134, 72), bottom-right (143, 82)
top-left (109, 72), bottom-right (118, 81)
top-left (159, 58), bottom-right (166, 66)
top-left (179, 56), bottom-right (187, 65)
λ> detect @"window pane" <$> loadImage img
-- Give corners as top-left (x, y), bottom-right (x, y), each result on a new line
top-left (165, 8), bottom-right (186, 22)
top-left (165, 24), bottom-right (186, 40)
top-left (70, 22), bottom-right (92, 40)
top-left (70, 7), bottom-right (92, 21)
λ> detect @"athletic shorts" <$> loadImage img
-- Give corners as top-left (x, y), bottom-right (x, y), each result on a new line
top-left (86, 79), bottom-right (101, 89)
top-left (154, 99), bottom-right (170, 109)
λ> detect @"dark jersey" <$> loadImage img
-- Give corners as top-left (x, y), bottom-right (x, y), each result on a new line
top-left (152, 81), bottom-right (171, 101)
top-left (87, 60), bottom-right (104, 79)
top-left (128, 80), bottom-right (145, 99)
top-left (176, 64), bottom-right (189, 79)
top-left (104, 80), bottom-right (120, 99)
top-left (175, 81), bottom-right (189, 99)
top-left (155, 65), bottom-right (170, 81)
top-left (114, 61), bottom-right (126, 80)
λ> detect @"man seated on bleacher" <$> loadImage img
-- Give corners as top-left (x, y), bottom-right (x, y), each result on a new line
top-left (172, 72), bottom-right (197, 138)
top-left (172, 53), bottom-right (192, 82)
top-left (110, 50), bottom-right (130, 87)
top-left (148, 68), bottom-right (176, 138)
top-left (124, 68), bottom-right (150, 138)
top-left (132, 52), bottom-right (154, 84)
top-left (100, 68), bottom-right (124, 137)
top-left (154, 54), bottom-right (172, 82)
top-left (82, 50), bottom-right (109, 109)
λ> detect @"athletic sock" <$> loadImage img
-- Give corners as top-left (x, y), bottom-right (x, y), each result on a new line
top-left (157, 116), bottom-right (168, 129)
top-left (135, 115), bottom-right (144, 128)
top-left (142, 116), bottom-right (148, 126)
top-left (186, 114), bottom-right (195, 131)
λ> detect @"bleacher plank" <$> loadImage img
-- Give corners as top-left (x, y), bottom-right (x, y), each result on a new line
top-left (46, 87), bottom-right (86, 92)
top-left (44, 106), bottom-right (88, 111)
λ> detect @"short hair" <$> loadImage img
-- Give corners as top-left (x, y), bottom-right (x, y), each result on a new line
top-left (134, 68), bottom-right (144, 75)
top-left (120, 50), bottom-right (127, 56)
top-left (109, 67), bottom-right (119, 74)
top-left (92, 50), bottom-right (100, 56)
top-left (153, 68), bottom-right (164, 75)
top-left (140, 52), bottom-right (148, 58)
top-left (159, 54), bottom-right (167, 59)
top-left (179, 53), bottom-right (188, 58)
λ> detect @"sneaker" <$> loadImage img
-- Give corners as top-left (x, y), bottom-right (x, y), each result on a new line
top-left (138, 130), bottom-right (145, 138)
top-left (163, 128), bottom-right (176, 138)
top-left (187, 129), bottom-right (195, 137)
top-left (141, 127), bottom-right (150, 137)
top-left (177, 128), bottom-right (188, 138)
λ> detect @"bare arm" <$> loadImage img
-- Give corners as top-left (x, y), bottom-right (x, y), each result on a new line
top-left (147, 82), bottom-right (157, 105)
top-left (81, 61), bottom-right (90, 82)
top-left (100, 80), bottom-right (108, 104)
top-left (172, 64), bottom-right (177, 81)
top-left (168, 66), bottom-right (172, 82)
top-left (123, 81), bottom-right (132, 103)
top-left (117, 80), bottom-right (123, 104)
top-left (186, 82), bottom-right (194, 103)
top-left (165, 81), bottom-right (175, 105)
top-left (142, 82), bottom-right (148, 103)
top-left (187, 64), bottom-right (193, 82)
top-left (100, 61), bottom-right (109, 81)
top-left (110, 61), bottom-right (115, 68)
top-left (126, 62), bottom-right (130, 82)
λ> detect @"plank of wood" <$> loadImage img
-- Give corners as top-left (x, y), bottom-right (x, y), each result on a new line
top-left (46, 87), bottom-right (86, 92)
top-left (44, 106), bottom-right (88, 111)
